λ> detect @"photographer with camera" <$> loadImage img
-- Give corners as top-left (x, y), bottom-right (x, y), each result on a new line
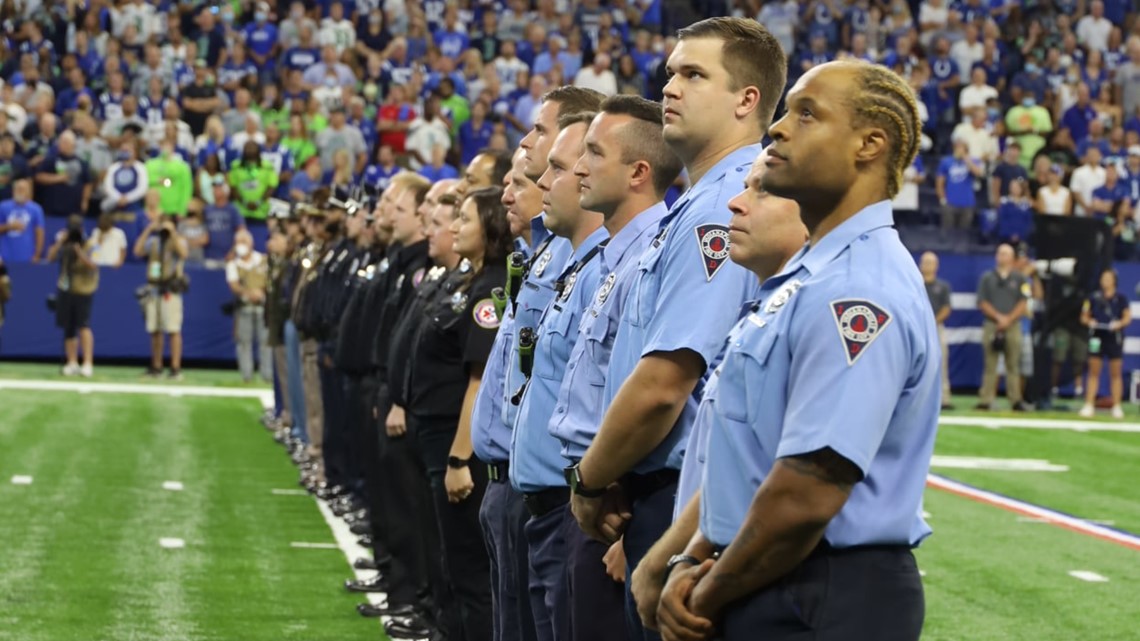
top-left (976, 243), bottom-right (1031, 411)
top-left (226, 229), bottom-right (272, 383)
top-left (45, 215), bottom-right (98, 377)
top-left (133, 206), bottom-right (189, 379)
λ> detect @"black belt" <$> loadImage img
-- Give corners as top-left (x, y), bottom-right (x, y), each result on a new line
top-left (712, 540), bottom-right (914, 559)
top-left (621, 468), bottom-right (680, 502)
top-left (523, 487), bottom-right (570, 518)
top-left (487, 461), bottom-right (509, 483)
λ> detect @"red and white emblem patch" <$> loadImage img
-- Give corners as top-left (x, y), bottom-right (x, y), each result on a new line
top-left (695, 224), bottom-right (731, 281)
top-left (472, 298), bottom-right (501, 329)
top-left (831, 299), bottom-right (892, 366)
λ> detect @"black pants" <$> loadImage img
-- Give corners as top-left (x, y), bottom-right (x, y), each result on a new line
top-left (478, 478), bottom-right (539, 641)
top-left (621, 479), bottom-right (677, 641)
top-left (354, 374), bottom-right (390, 562)
top-left (376, 385), bottom-right (444, 611)
top-left (721, 547), bottom-right (924, 641)
top-left (342, 373), bottom-right (370, 498)
top-left (318, 352), bottom-right (349, 488)
top-left (413, 413), bottom-right (493, 641)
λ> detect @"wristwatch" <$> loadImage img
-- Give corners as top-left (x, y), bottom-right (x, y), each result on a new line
top-left (563, 463), bottom-right (606, 498)
top-left (664, 554), bottom-right (701, 583)
top-left (447, 455), bottom-right (471, 470)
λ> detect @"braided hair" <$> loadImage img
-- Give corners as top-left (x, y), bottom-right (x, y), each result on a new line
top-left (844, 62), bottom-right (922, 199)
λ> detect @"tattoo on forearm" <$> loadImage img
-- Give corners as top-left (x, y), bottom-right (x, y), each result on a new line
top-left (782, 448), bottom-right (862, 491)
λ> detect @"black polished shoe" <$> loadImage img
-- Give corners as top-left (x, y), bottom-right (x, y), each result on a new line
top-left (358, 602), bottom-right (416, 618)
top-left (353, 557), bottom-right (377, 571)
top-left (384, 615), bottom-right (435, 639)
top-left (350, 521), bottom-right (373, 536)
top-left (357, 534), bottom-right (373, 548)
top-left (345, 573), bottom-right (389, 593)
top-left (316, 484), bottom-right (347, 500)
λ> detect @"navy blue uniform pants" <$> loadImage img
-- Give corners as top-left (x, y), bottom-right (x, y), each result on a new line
top-left (560, 505), bottom-right (629, 641)
top-left (479, 479), bottom-right (539, 641)
top-left (721, 547), bottom-right (924, 641)
top-left (621, 479), bottom-right (677, 641)
top-left (318, 351), bottom-right (350, 489)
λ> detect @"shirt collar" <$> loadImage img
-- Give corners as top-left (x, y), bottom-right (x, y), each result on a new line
top-left (783, 200), bottom-right (895, 278)
top-left (571, 225), bottom-right (610, 263)
top-left (667, 143), bottom-right (763, 221)
top-left (529, 213), bottom-right (551, 253)
top-left (600, 201), bottom-right (669, 272)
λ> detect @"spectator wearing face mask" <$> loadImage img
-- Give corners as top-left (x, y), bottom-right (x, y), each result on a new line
top-left (226, 229), bottom-right (273, 383)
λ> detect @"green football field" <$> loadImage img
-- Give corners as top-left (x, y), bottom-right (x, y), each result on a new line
top-left (0, 363), bottom-right (1137, 641)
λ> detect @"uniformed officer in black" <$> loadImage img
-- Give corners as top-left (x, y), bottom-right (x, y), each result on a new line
top-left (383, 184), bottom-right (469, 640)
top-left (386, 187), bottom-right (513, 641)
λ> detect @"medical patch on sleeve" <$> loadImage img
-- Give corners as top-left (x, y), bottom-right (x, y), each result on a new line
top-left (695, 224), bottom-right (731, 281)
top-left (831, 299), bottom-right (892, 366)
top-left (472, 298), bottom-right (501, 329)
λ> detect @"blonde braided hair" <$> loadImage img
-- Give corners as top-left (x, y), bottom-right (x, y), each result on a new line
top-left (843, 62), bottom-right (922, 199)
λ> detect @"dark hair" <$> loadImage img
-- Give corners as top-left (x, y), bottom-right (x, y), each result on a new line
top-left (556, 110), bottom-right (597, 131)
top-left (676, 17), bottom-right (788, 130)
top-left (1102, 267), bottom-right (1119, 288)
top-left (843, 61), bottom-right (923, 199)
top-left (464, 186), bottom-right (514, 267)
top-left (542, 86), bottom-right (606, 121)
top-left (599, 95), bottom-right (684, 196)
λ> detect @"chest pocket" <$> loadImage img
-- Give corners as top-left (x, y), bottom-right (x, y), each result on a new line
top-left (578, 307), bottom-right (615, 387)
top-left (535, 305), bottom-right (579, 381)
top-left (717, 318), bottom-right (783, 426)
top-left (630, 231), bottom-right (668, 329)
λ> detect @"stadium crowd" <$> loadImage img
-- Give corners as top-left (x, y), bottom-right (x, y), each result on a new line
top-left (0, 1), bottom-right (1137, 641)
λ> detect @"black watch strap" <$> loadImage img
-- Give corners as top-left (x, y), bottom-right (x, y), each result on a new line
top-left (447, 455), bottom-right (471, 469)
top-left (564, 463), bottom-right (606, 498)
top-left (664, 554), bottom-right (701, 583)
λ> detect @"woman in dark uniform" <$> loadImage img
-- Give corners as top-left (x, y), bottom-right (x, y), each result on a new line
top-left (403, 186), bottom-right (512, 641)
top-left (1079, 268), bottom-right (1132, 419)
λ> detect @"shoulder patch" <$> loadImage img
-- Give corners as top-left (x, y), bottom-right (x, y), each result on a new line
top-left (830, 299), bottom-right (893, 366)
top-left (694, 224), bottom-right (730, 281)
top-left (472, 298), bottom-right (501, 329)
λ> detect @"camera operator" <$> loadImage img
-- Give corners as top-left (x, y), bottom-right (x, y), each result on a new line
top-left (45, 215), bottom-right (98, 377)
top-left (133, 207), bottom-right (189, 379)
top-left (226, 229), bottom-right (272, 383)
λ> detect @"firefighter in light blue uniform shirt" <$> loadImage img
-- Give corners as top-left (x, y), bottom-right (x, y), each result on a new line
top-left (510, 223), bottom-right (609, 492)
top-left (470, 214), bottom-right (570, 464)
top-left (700, 199), bottom-right (939, 550)
top-left (549, 199), bottom-right (670, 461)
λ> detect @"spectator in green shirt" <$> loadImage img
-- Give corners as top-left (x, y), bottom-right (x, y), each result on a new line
top-left (283, 114), bottom-right (317, 168)
top-left (145, 142), bottom-right (193, 216)
top-left (438, 77), bottom-right (470, 136)
top-left (228, 142), bottom-right (279, 221)
top-left (1006, 96), bottom-right (1054, 170)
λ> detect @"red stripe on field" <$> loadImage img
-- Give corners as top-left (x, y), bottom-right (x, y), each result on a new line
top-left (927, 474), bottom-right (1140, 552)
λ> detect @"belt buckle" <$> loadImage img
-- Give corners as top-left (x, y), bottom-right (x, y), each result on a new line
top-left (487, 463), bottom-right (500, 482)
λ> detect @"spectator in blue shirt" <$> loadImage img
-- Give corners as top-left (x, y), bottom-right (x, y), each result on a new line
top-left (243, 3), bottom-right (280, 78)
top-left (202, 180), bottom-right (246, 262)
top-left (1061, 83), bottom-right (1098, 144)
top-left (0, 179), bottom-right (45, 263)
top-left (990, 142), bottom-right (1030, 203)
top-left (938, 140), bottom-right (986, 231)
top-left (363, 144), bottom-right (401, 194)
top-left (997, 178), bottom-right (1035, 244)
top-left (433, 11), bottom-right (470, 60)
top-left (798, 32), bottom-right (834, 74)
top-left (417, 145), bottom-right (460, 182)
top-left (0, 135), bottom-right (28, 203)
top-left (289, 157), bottom-right (323, 201)
top-left (459, 100), bottom-right (495, 166)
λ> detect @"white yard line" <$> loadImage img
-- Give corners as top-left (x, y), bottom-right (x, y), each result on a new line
top-left (158, 538), bottom-right (185, 549)
top-left (930, 456), bottom-right (1069, 472)
top-left (290, 542), bottom-right (341, 550)
top-left (271, 488), bottom-right (310, 496)
top-left (0, 378), bottom-right (274, 406)
top-left (927, 474), bottom-right (1140, 551)
top-left (939, 415), bottom-right (1140, 433)
top-left (10, 475), bottom-right (32, 485)
top-left (162, 481), bottom-right (184, 491)
top-left (1068, 570), bottom-right (1110, 583)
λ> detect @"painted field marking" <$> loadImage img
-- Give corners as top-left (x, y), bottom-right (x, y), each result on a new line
top-left (939, 416), bottom-right (1140, 433)
top-left (10, 475), bottom-right (32, 485)
top-left (163, 481), bottom-right (184, 491)
top-left (271, 488), bottom-right (309, 496)
top-left (1068, 570), bottom-right (1109, 583)
top-left (930, 456), bottom-right (1069, 472)
top-left (1018, 516), bottom-right (1116, 526)
top-left (928, 474), bottom-right (1140, 552)
top-left (922, 511), bottom-right (932, 519)
top-left (290, 542), bottom-right (340, 550)
top-left (159, 538), bottom-right (185, 549)
top-left (0, 379), bottom-right (273, 407)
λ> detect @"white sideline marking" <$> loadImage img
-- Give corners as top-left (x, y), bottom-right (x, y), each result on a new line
top-left (939, 416), bottom-right (1140, 433)
top-left (1068, 570), bottom-right (1109, 583)
top-left (0, 379), bottom-right (273, 406)
top-left (290, 541), bottom-right (340, 550)
top-left (1019, 516), bottom-right (1116, 526)
top-left (919, 570), bottom-right (927, 577)
top-left (271, 488), bottom-right (310, 496)
top-left (163, 481), bottom-right (184, 491)
top-left (922, 511), bottom-right (932, 519)
top-left (930, 456), bottom-right (1069, 472)
top-left (159, 538), bottom-right (185, 549)
top-left (10, 475), bottom-right (32, 485)
top-left (927, 474), bottom-right (1140, 551)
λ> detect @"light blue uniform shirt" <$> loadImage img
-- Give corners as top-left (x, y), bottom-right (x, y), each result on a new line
top-left (510, 226), bottom-right (610, 493)
top-left (700, 201), bottom-right (940, 549)
top-left (550, 202), bottom-right (671, 461)
top-left (471, 215), bottom-right (571, 463)
top-left (602, 144), bottom-right (764, 473)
